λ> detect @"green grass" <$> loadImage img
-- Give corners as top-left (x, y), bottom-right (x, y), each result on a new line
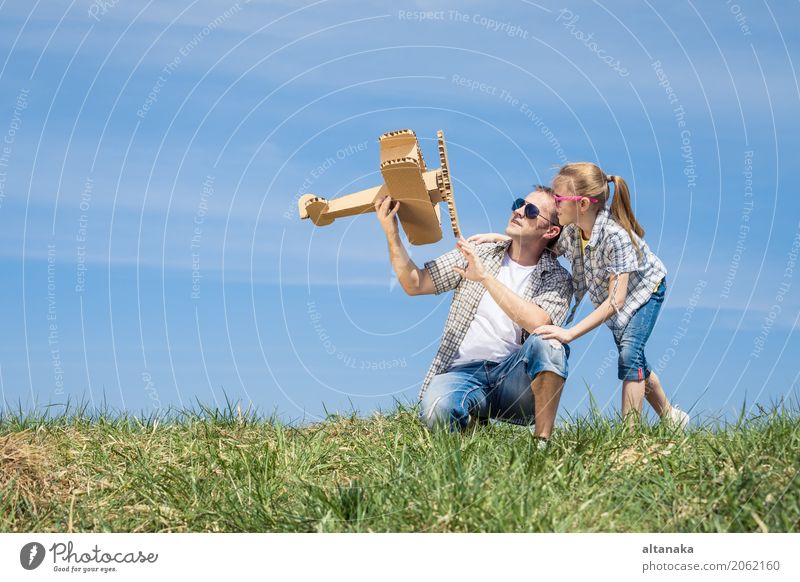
top-left (1, 400), bottom-right (798, 532)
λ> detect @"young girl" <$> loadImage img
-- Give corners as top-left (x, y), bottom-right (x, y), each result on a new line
top-left (472, 163), bottom-right (688, 429)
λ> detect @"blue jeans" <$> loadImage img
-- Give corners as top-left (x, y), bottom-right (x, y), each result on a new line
top-left (419, 334), bottom-right (569, 431)
top-left (615, 278), bottom-right (666, 381)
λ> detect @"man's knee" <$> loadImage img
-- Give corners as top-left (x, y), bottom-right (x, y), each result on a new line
top-left (521, 333), bottom-right (548, 360)
top-left (419, 394), bottom-right (445, 430)
top-left (419, 393), bottom-right (466, 431)
top-left (521, 334), bottom-right (567, 377)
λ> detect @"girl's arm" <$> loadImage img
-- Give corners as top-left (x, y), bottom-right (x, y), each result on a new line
top-left (467, 231), bottom-right (569, 258)
top-left (534, 271), bottom-right (629, 343)
top-left (466, 233), bottom-right (511, 245)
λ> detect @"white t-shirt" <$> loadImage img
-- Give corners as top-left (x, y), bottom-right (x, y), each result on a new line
top-left (450, 254), bottom-right (536, 366)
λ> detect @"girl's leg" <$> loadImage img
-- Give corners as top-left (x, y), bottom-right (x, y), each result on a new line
top-left (621, 379), bottom-right (645, 429)
top-left (647, 370), bottom-right (690, 428)
top-left (644, 371), bottom-right (671, 417)
top-left (622, 372), bottom-right (673, 429)
top-left (617, 280), bottom-right (667, 429)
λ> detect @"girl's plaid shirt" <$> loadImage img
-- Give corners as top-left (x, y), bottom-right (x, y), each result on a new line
top-left (555, 207), bottom-right (667, 339)
top-left (418, 240), bottom-right (573, 399)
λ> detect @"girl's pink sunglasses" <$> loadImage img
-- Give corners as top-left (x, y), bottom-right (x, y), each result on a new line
top-left (552, 195), bottom-right (600, 206)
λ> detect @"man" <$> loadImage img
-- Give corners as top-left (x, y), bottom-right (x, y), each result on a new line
top-left (375, 186), bottom-right (573, 440)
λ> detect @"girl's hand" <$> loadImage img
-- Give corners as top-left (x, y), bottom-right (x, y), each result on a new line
top-left (533, 325), bottom-right (574, 344)
top-left (467, 232), bottom-right (511, 245)
top-left (453, 238), bottom-right (488, 283)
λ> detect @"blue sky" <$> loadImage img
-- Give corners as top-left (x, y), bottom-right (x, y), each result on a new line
top-left (0, 0), bottom-right (798, 423)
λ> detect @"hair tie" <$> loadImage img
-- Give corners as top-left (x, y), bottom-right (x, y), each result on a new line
top-left (607, 175), bottom-right (614, 183)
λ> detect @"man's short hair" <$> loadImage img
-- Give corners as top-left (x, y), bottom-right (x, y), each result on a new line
top-left (532, 184), bottom-right (561, 248)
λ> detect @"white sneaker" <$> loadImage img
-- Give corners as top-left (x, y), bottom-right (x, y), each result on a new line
top-left (663, 406), bottom-right (690, 430)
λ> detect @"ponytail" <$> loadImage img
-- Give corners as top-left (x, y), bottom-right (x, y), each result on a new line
top-left (608, 175), bottom-right (644, 252)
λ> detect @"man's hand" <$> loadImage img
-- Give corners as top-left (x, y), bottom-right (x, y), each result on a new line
top-left (375, 196), bottom-right (400, 236)
top-left (533, 324), bottom-right (574, 344)
top-left (453, 238), bottom-right (488, 283)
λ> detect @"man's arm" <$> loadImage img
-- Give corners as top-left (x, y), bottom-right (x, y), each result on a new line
top-left (481, 275), bottom-right (552, 332)
top-left (375, 196), bottom-right (435, 296)
top-left (453, 239), bottom-right (551, 332)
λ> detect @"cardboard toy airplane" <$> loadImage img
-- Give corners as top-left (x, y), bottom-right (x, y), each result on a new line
top-left (298, 129), bottom-right (462, 245)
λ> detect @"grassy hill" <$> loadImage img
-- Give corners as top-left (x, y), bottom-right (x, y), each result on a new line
top-left (1, 403), bottom-right (798, 532)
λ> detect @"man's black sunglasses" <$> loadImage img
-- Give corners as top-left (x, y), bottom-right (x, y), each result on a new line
top-left (511, 198), bottom-right (560, 226)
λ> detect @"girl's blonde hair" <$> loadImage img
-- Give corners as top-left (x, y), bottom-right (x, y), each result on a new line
top-left (553, 162), bottom-right (644, 251)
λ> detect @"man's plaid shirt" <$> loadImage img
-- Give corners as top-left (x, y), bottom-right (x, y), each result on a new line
top-left (555, 207), bottom-right (667, 339)
top-left (419, 240), bottom-right (573, 399)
